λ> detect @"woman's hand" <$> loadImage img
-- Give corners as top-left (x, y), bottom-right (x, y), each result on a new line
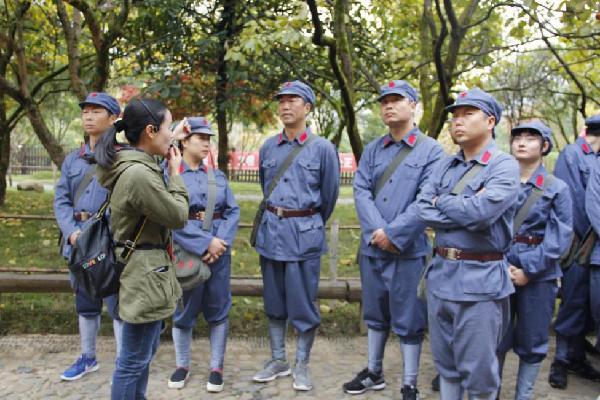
top-left (167, 145), bottom-right (182, 176)
top-left (172, 118), bottom-right (190, 141)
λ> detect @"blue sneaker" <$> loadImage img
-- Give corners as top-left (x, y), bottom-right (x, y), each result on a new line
top-left (60, 355), bottom-right (99, 381)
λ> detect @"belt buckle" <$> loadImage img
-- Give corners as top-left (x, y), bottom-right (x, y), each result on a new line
top-left (275, 207), bottom-right (284, 217)
top-left (80, 211), bottom-right (91, 221)
top-left (197, 211), bottom-right (206, 220)
top-left (446, 247), bottom-right (461, 261)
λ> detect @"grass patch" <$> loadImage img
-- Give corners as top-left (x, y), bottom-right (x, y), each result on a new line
top-left (0, 191), bottom-right (362, 335)
top-left (0, 293), bottom-right (362, 337)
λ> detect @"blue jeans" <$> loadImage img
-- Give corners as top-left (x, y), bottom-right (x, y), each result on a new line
top-left (111, 320), bottom-right (161, 400)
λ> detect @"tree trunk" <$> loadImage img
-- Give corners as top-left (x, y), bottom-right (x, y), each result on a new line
top-left (214, 0), bottom-right (238, 176)
top-left (307, 0), bottom-right (363, 160)
top-left (0, 99), bottom-right (9, 206)
top-left (25, 100), bottom-right (65, 167)
top-left (333, 0), bottom-right (362, 161)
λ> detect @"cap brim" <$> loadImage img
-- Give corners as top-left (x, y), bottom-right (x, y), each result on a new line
top-left (274, 90), bottom-right (304, 99)
top-left (377, 91), bottom-right (409, 102)
top-left (445, 100), bottom-right (486, 113)
top-left (79, 100), bottom-right (115, 114)
top-left (511, 126), bottom-right (543, 136)
top-left (188, 129), bottom-right (214, 136)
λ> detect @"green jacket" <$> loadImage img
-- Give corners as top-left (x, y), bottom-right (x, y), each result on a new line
top-left (97, 149), bottom-right (188, 323)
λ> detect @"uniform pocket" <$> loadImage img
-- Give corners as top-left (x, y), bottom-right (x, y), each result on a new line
top-left (146, 266), bottom-right (175, 308)
top-left (297, 218), bottom-right (325, 254)
top-left (298, 158), bottom-right (321, 186)
top-left (461, 262), bottom-right (501, 294)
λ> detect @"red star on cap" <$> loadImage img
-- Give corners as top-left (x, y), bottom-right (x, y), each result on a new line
top-left (284, 82), bottom-right (292, 87)
top-left (459, 91), bottom-right (468, 98)
top-left (90, 92), bottom-right (98, 97)
top-left (201, 118), bottom-right (207, 125)
top-left (535, 175), bottom-right (544, 187)
top-left (389, 81), bottom-right (396, 88)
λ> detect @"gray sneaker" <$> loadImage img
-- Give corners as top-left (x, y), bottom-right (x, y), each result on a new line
top-left (292, 362), bottom-right (313, 391)
top-left (252, 359), bottom-right (291, 382)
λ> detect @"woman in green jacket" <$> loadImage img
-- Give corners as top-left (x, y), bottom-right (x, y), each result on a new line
top-left (95, 98), bottom-right (189, 399)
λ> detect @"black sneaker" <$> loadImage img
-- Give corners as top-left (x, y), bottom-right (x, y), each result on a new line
top-left (168, 367), bottom-right (189, 389)
top-left (342, 368), bottom-right (385, 395)
top-left (401, 384), bottom-right (419, 400)
top-left (548, 360), bottom-right (567, 389)
top-left (566, 358), bottom-right (600, 381)
top-left (584, 339), bottom-right (600, 357)
top-left (431, 374), bottom-right (440, 392)
top-left (207, 369), bottom-right (224, 392)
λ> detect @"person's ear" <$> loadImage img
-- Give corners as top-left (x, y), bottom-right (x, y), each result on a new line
top-left (487, 115), bottom-right (496, 130)
top-left (542, 140), bottom-right (550, 154)
top-left (304, 102), bottom-right (312, 116)
top-left (145, 124), bottom-right (156, 139)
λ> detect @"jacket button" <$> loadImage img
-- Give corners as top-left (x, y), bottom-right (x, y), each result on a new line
top-left (389, 179), bottom-right (392, 183)
top-left (284, 178), bottom-right (288, 182)
top-left (383, 198), bottom-right (387, 202)
top-left (280, 197), bottom-right (284, 201)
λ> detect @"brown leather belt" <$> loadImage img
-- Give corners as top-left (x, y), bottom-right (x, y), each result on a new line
top-left (74, 211), bottom-right (92, 222)
top-left (435, 247), bottom-right (504, 262)
top-left (514, 235), bottom-right (544, 245)
top-left (188, 211), bottom-right (223, 221)
top-left (266, 204), bottom-right (319, 218)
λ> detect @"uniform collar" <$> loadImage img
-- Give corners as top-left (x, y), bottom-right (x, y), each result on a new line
top-left (382, 126), bottom-right (420, 148)
top-left (179, 159), bottom-right (207, 174)
top-left (526, 164), bottom-right (547, 189)
top-left (577, 136), bottom-right (594, 154)
top-left (454, 139), bottom-right (497, 165)
top-left (78, 142), bottom-right (92, 157)
top-left (278, 128), bottom-right (311, 146)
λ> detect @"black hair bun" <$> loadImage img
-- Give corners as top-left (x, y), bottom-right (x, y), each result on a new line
top-left (114, 119), bottom-right (127, 132)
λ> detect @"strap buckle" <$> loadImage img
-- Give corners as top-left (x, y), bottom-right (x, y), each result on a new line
top-left (446, 247), bottom-right (462, 261)
top-left (122, 240), bottom-right (136, 252)
top-left (196, 211), bottom-right (206, 220)
top-left (275, 207), bottom-right (284, 217)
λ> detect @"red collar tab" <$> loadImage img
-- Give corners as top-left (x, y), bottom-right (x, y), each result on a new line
top-left (179, 163), bottom-right (185, 174)
top-left (480, 150), bottom-right (492, 165)
top-left (407, 134), bottom-right (417, 146)
top-left (388, 81), bottom-right (396, 88)
top-left (383, 136), bottom-right (393, 147)
top-left (535, 174), bottom-right (544, 188)
top-left (78, 143), bottom-right (86, 157)
top-left (298, 131), bottom-right (308, 145)
top-left (200, 164), bottom-right (207, 172)
top-left (582, 142), bottom-right (591, 154)
top-left (278, 131), bottom-right (284, 145)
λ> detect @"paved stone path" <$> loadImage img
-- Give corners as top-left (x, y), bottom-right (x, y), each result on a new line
top-left (0, 335), bottom-right (598, 399)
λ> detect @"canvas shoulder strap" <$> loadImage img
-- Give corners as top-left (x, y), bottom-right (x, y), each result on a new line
top-left (373, 134), bottom-right (423, 198)
top-left (263, 134), bottom-right (316, 200)
top-left (513, 174), bottom-right (555, 235)
top-left (202, 167), bottom-right (217, 232)
top-left (74, 164), bottom-right (97, 206)
top-left (450, 150), bottom-right (499, 195)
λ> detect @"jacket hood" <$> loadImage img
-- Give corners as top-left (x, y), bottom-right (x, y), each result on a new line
top-left (97, 148), bottom-right (162, 190)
